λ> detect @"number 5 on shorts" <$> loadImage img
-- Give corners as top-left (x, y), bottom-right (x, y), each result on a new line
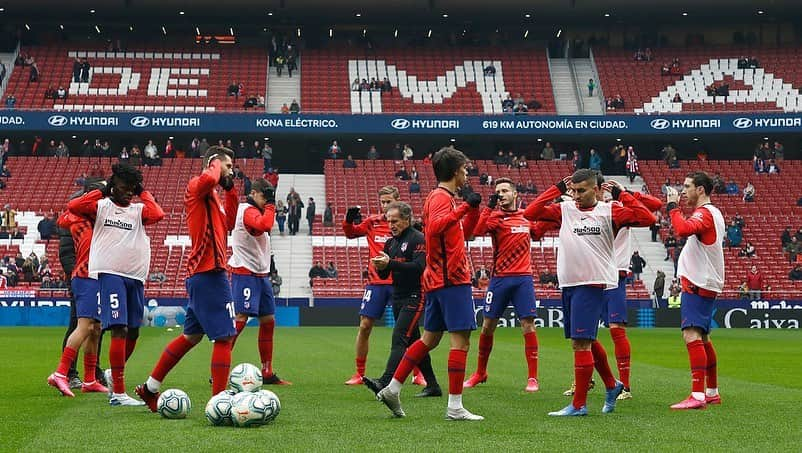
top-left (109, 293), bottom-right (120, 309)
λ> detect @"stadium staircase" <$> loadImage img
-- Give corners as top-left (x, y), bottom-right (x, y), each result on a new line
top-left (266, 57), bottom-right (301, 113)
top-left (571, 59), bottom-right (606, 115)
top-left (548, 59), bottom-right (581, 115)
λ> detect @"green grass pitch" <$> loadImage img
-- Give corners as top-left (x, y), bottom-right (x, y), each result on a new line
top-left (1, 326), bottom-right (800, 452)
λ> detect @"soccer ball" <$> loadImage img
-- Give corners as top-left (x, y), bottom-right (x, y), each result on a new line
top-left (231, 392), bottom-right (268, 427)
top-left (255, 389), bottom-right (281, 423)
top-left (228, 363), bottom-right (262, 393)
top-left (157, 389), bottom-right (191, 419)
top-left (205, 391), bottom-right (235, 426)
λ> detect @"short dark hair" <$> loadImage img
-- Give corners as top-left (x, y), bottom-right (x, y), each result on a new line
top-left (386, 201), bottom-right (413, 221)
top-left (595, 171), bottom-right (604, 188)
top-left (494, 177), bottom-right (515, 188)
top-left (686, 171), bottom-right (714, 195)
top-left (202, 145), bottom-right (234, 169)
top-left (250, 177), bottom-right (273, 196)
top-left (432, 147), bottom-right (468, 182)
top-left (571, 168), bottom-right (597, 185)
top-left (110, 163), bottom-right (142, 187)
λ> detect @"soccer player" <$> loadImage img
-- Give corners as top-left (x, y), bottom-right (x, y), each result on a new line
top-left (227, 178), bottom-right (290, 385)
top-left (342, 186), bottom-right (425, 386)
top-left (524, 169), bottom-right (655, 416)
top-left (376, 147), bottom-right (484, 421)
top-left (463, 177), bottom-right (555, 392)
top-left (47, 200), bottom-right (109, 397)
top-left (564, 176), bottom-right (663, 400)
top-left (68, 163), bottom-right (165, 406)
top-left (666, 172), bottom-right (725, 410)
top-left (135, 146), bottom-right (238, 411)
top-left (362, 201), bottom-right (442, 398)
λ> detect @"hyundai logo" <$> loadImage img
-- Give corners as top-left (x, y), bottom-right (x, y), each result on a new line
top-left (732, 117), bottom-right (753, 129)
top-left (130, 116), bottom-right (151, 128)
top-left (48, 115), bottom-right (69, 127)
top-left (391, 118), bottom-right (411, 130)
top-left (650, 118), bottom-right (670, 130)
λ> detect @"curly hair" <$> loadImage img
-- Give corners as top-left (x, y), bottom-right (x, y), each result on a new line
top-left (110, 163), bottom-right (143, 187)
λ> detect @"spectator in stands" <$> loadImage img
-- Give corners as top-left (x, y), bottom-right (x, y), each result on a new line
top-left (773, 141), bottom-right (784, 164)
top-left (328, 140), bottom-right (341, 159)
top-left (733, 213), bottom-right (745, 229)
top-left (409, 166), bottom-right (419, 181)
top-left (29, 61), bottom-right (39, 82)
top-left (343, 155), bottom-right (357, 169)
top-left (0, 165), bottom-right (10, 177)
top-left (796, 227), bottom-right (802, 243)
top-left (726, 221), bottom-right (743, 247)
top-left (525, 181), bottom-right (537, 194)
top-left (275, 200), bottom-right (287, 235)
top-left (737, 281), bottom-right (749, 299)
top-left (661, 178), bottom-right (673, 195)
top-left (474, 265), bottom-right (490, 289)
top-left (587, 78), bottom-right (595, 97)
top-left (725, 179), bottom-right (739, 195)
top-left (366, 145), bottom-right (378, 160)
top-left (290, 99), bottom-right (300, 114)
top-left (143, 140), bottom-right (161, 166)
top-left (37, 214), bottom-right (56, 240)
top-left (1, 204), bottom-right (17, 231)
top-left (781, 226), bottom-right (793, 248)
top-left (72, 57), bottom-right (82, 82)
top-left (409, 178), bottom-right (421, 194)
top-left (5, 95), bottom-right (16, 109)
top-left (80, 59), bottom-right (90, 82)
top-left (784, 236), bottom-right (800, 263)
top-left (790, 265), bottom-right (802, 281)
top-left (261, 142), bottom-right (273, 171)
top-left (308, 261), bottom-right (328, 286)
top-left (274, 55), bottom-right (285, 76)
top-left (402, 144), bottom-right (414, 160)
top-left (588, 149), bottom-right (602, 171)
top-left (243, 94), bottom-right (259, 109)
top-left (352, 78), bottom-right (360, 91)
top-left (306, 197), bottom-right (316, 234)
top-left (359, 79), bottom-right (370, 91)
top-left (711, 173), bottom-right (726, 194)
top-left (44, 84), bottom-right (57, 99)
top-left (661, 144), bottom-right (678, 168)
top-left (119, 147), bottom-right (129, 162)
top-left (130, 146), bottom-right (142, 166)
top-left (630, 251), bottom-right (646, 282)
top-left (323, 203), bottom-right (334, 227)
top-left (287, 53), bottom-right (297, 77)
top-left (539, 270), bottom-right (558, 289)
top-left (527, 98), bottom-right (542, 111)
top-left (670, 58), bottom-right (681, 74)
top-left (626, 147), bottom-right (640, 183)
top-left (494, 150), bottom-right (507, 165)
top-left (232, 165), bottom-right (244, 180)
top-left (287, 198), bottom-right (301, 235)
top-left (737, 56), bottom-right (748, 69)
top-left (163, 139), bottom-right (175, 158)
top-left (613, 94), bottom-right (625, 109)
top-left (661, 62), bottom-right (671, 76)
top-left (479, 173), bottom-right (489, 185)
top-left (672, 93), bottom-right (683, 103)
top-left (571, 150), bottom-right (582, 171)
top-left (369, 78), bottom-right (379, 91)
top-left (743, 181), bottom-right (755, 202)
top-left (768, 159), bottom-right (781, 174)
top-left (227, 80), bottom-right (241, 97)
top-left (483, 64), bottom-right (496, 76)
top-left (748, 56), bottom-right (759, 69)
top-left (465, 161), bottom-right (478, 176)
top-left (664, 233), bottom-right (677, 260)
top-left (517, 156), bottom-right (529, 169)
top-left (382, 77), bottom-right (392, 92)
top-left (148, 266), bottom-right (167, 284)
top-left (56, 86), bottom-right (67, 100)
top-left (514, 102), bottom-right (528, 115)
top-left (653, 269), bottom-right (666, 307)
top-left (514, 93), bottom-right (525, 105)
top-left (738, 242), bottom-right (757, 258)
top-left (326, 262), bottom-right (338, 278)
top-left (502, 95), bottom-right (514, 112)
top-left (746, 265), bottom-right (764, 300)
top-left (395, 165), bottom-right (410, 181)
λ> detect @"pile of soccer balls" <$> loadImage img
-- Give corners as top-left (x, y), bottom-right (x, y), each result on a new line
top-left (204, 363), bottom-right (281, 427)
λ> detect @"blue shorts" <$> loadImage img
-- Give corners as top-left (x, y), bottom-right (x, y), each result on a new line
top-left (484, 275), bottom-right (538, 320)
top-left (99, 273), bottom-right (144, 329)
top-left (423, 284), bottom-right (477, 333)
top-left (601, 276), bottom-right (628, 325)
top-left (184, 271), bottom-right (237, 341)
top-left (72, 277), bottom-right (100, 321)
top-left (561, 285), bottom-right (605, 340)
top-left (232, 274), bottom-right (275, 317)
top-left (680, 291), bottom-right (717, 334)
top-left (359, 284), bottom-right (393, 320)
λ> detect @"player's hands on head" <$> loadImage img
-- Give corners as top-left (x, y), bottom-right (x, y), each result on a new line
top-left (263, 185), bottom-right (276, 204)
top-left (220, 175), bottom-right (235, 192)
top-left (665, 186), bottom-right (679, 204)
top-left (133, 182), bottom-right (144, 196)
top-left (488, 193), bottom-right (500, 209)
top-left (603, 180), bottom-right (624, 200)
top-left (556, 175), bottom-right (572, 194)
top-left (345, 206), bottom-right (361, 224)
top-left (465, 192), bottom-right (482, 208)
top-left (100, 179), bottom-right (112, 197)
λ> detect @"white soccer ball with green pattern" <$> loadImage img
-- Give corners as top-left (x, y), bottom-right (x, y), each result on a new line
top-left (231, 392), bottom-right (268, 427)
top-left (255, 389), bottom-right (281, 423)
top-left (157, 388), bottom-right (191, 419)
top-left (228, 363), bottom-right (262, 393)
top-left (205, 391), bottom-right (235, 426)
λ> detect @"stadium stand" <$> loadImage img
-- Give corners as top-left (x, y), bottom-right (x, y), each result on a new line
top-left (594, 47), bottom-right (802, 113)
top-left (4, 45), bottom-right (268, 112)
top-left (302, 48), bottom-right (556, 114)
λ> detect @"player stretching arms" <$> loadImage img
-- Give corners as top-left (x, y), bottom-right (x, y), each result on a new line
top-left (524, 169), bottom-right (655, 416)
top-left (47, 204), bottom-right (109, 397)
top-left (227, 178), bottom-right (290, 385)
top-left (376, 147), bottom-right (483, 421)
top-left (342, 186), bottom-right (424, 386)
top-left (666, 172), bottom-right (725, 410)
top-left (68, 163), bottom-right (164, 406)
top-left (136, 146), bottom-right (238, 411)
top-left (463, 178), bottom-right (554, 392)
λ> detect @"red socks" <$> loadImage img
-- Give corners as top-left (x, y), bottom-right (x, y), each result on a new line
top-left (703, 340), bottom-right (717, 389)
top-left (476, 333), bottom-right (493, 375)
top-left (686, 340), bottom-right (707, 394)
top-left (610, 327), bottom-right (631, 388)
top-left (591, 341), bottom-right (617, 389)
top-left (523, 331), bottom-right (539, 379)
top-left (109, 337), bottom-right (127, 394)
top-left (356, 355), bottom-right (367, 376)
top-left (392, 339), bottom-right (430, 383)
top-left (151, 335), bottom-right (195, 382)
top-left (572, 350), bottom-right (594, 409)
top-left (124, 337), bottom-right (137, 362)
top-left (231, 320), bottom-right (247, 349)
top-left (84, 353), bottom-right (98, 383)
top-left (447, 349), bottom-right (468, 395)
top-left (211, 339), bottom-right (233, 394)
top-left (259, 319), bottom-right (275, 377)
top-left (57, 346), bottom-right (77, 376)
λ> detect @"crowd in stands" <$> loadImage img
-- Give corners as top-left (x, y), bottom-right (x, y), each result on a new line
top-left (501, 93), bottom-right (541, 114)
top-left (280, 99), bottom-right (301, 114)
top-left (352, 77), bottom-right (392, 93)
top-left (605, 94), bottom-right (625, 111)
top-left (660, 57), bottom-right (682, 76)
top-left (269, 34), bottom-right (298, 78)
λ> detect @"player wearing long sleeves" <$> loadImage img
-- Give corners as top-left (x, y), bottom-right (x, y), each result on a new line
top-left (226, 178), bottom-right (290, 385)
top-left (463, 178), bottom-right (556, 393)
top-left (68, 163), bottom-right (164, 407)
top-left (136, 146), bottom-right (239, 412)
top-left (665, 172), bottom-right (725, 410)
top-left (362, 202), bottom-right (442, 398)
top-left (376, 147), bottom-right (484, 421)
top-left (524, 169), bottom-right (656, 416)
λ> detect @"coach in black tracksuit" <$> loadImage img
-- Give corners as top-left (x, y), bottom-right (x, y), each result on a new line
top-left (363, 201), bottom-right (441, 397)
